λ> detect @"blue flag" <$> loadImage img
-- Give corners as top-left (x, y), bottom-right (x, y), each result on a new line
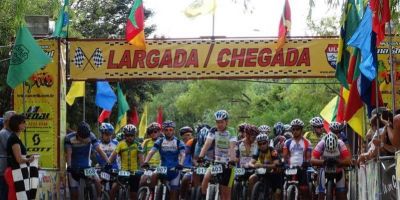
top-left (347, 7), bottom-right (376, 81)
top-left (95, 81), bottom-right (117, 110)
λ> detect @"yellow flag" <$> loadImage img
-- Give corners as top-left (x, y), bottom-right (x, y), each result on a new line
top-left (115, 113), bottom-right (127, 133)
top-left (66, 81), bottom-right (85, 106)
top-left (184, 0), bottom-right (216, 18)
top-left (320, 96), bottom-right (339, 123)
top-left (138, 104), bottom-right (148, 138)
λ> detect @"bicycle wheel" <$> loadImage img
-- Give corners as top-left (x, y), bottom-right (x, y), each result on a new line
top-left (232, 182), bottom-right (242, 200)
top-left (138, 187), bottom-right (150, 200)
top-left (118, 188), bottom-right (128, 200)
top-left (154, 185), bottom-right (165, 200)
top-left (194, 186), bottom-right (202, 200)
top-left (286, 184), bottom-right (297, 200)
top-left (241, 183), bottom-right (247, 200)
top-left (206, 184), bottom-right (217, 200)
top-left (326, 180), bottom-right (334, 200)
top-left (250, 182), bottom-right (265, 200)
top-left (189, 187), bottom-right (197, 200)
top-left (99, 190), bottom-right (110, 200)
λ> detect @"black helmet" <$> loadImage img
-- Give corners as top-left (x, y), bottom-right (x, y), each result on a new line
top-left (77, 121), bottom-right (91, 138)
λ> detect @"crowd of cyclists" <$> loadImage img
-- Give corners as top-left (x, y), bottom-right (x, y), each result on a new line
top-left (65, 109), bottom-right (353, 200)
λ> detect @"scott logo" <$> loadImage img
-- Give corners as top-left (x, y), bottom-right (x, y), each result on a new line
top-left (25, 106), bottom-right (50, 120)
top-left (32, 134), bottom-right (40, 145)
top-left (325, 44), bottom-right (338, 69)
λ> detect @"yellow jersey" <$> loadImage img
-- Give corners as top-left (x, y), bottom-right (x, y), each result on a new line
top-left (115, 140), bottom-right (143, 171)
top-left (142, 138), bottom-right (161, 167)
top-left (304, 131), bottom-right (325, 148)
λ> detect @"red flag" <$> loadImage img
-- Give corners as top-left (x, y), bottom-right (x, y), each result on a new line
top-left (276, 0), bottom-right (291, 50)
top-left (336, 87), bottom-right (346, 123)
top-left (130, 106), bottom-right (139, 126)
top-left (157, 106), bottom-right (163, 126)
top-left (126, 0), bottom-right (146, 49)
top-left (98, 110), bottom-right (111, 123)
top-left (370, 0), bottom-right (391, 45)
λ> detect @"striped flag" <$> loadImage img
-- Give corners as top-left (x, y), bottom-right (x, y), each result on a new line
top-left (126, 0), bottom-right (146, 49)
top-left (276, 0), bottom-right (291, 50)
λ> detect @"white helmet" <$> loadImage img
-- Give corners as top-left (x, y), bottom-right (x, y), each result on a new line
top-left (214, 110), bottom-right (229, 120)
top-left (324, 133), bottom-right (339, 153)
top-left (329, 122), bottom-right (342, 132)
top-left (290, 119), bottom-right (304, 127)
top-left (258, 125), bottom-right (271, 134)
top-left (310, 117), bottom-right (324, 127)
top-left (123, 124), bottom-right (137, 135)
top-left (256, 133), bottom-right (269, 143)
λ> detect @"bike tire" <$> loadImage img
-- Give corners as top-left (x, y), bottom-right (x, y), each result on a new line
top-left (194, 186), bottom-right (202, 200)
top-left (250, 182), bottom-right (265, 200)
top-left (87, 183), bottom-right (97, 200)
top-left (286, 184), bottom-right (297, 200)
top-left (326, 180), bottom-right (334, 200)
top-left (232, 182), bottom-right (241, 200)
top-left (241, 183), bottom-right (247, 200)
top-left (118, 188), bottom-right (128, 200)
top-left (189, 187), bottom-right (197, 200)
top-left (99, 190), bottom-right (110, 200)
top-left (138, 187), bottom-right (150, 200)
top-left (154, 185), bottom-right (165, 200)
top-left (206, 184), bottom-right (217, 200)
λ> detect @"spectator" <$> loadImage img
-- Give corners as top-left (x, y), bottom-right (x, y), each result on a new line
top-left (4, 114), bottom-right (35, 200)
top-left (0, 110), bottom-right (16, 199)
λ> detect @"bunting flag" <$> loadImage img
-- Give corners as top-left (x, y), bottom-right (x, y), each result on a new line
top-left (276, 0), bottom-right (291, 50)
top-left (138, 104), bottom-right (148, 138)
top-left (126, 0), bottom-right (146, 49)
top-left (130, 106), bottom-right (139, 126)
top-left (184, 0), bottom-right (216, 18)
top-left (320, 96), bottom-right (340, 133)
top-left (66, 81), bottom-right (85, 106)
top-left (370, 0), bottom-right (391, 45)
top-left (7, 26), bottom-right (51, 88)
top-left (335, 0), bottom-right (364, 88)
top-left (95, 81), bottom-right (117, 111)
top-left (98, 109), bottom-right (111, 123)
top-left (52, 0), bottom-right (69, 38)
top-left (156, 106), bottom-right (163, 127)
top-left (116, 83), bottom-right (130, 132)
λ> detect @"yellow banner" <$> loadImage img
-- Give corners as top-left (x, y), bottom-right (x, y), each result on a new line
top-left (13, 40), bottom-right (60, 168)
top-left (69, 38), bottom-right (339, 79)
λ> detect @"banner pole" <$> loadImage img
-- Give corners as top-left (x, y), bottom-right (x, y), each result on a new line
top-left (388, 20), bottom-right (396, 114)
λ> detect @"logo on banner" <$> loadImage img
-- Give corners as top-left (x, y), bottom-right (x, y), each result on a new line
top-left (325, 44), bottom-right (338, 69)
top-left (25, 106), bottom-right (50, 120)
top-left (32, 134), bottom-right (41, 145)
top-left (73, 47), bottom-right (105, 70)
top-left (25, 72), bottom-right (54, 93)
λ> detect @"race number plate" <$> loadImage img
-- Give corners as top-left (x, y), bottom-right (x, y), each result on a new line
top-left (196, 167), bottom-right (207, 175)
top-left (255, 168), bottom-right (266, 175)
top-left (118, 170), bottom-right (131, 177)
top-left (100, 172), bottom-right (110, 181)
top-left (211, 164), bottom-right (223, 175)
top-left (156, 166), bottom-right (168, 174)
top-left (325, 167), bottom-right (336, 174)
top-left (235, 168), bottom-right (245, 176)
top-left (285, 168), bottom-right (297, 175)
top-left (84, 168), bottom-right (96, 177)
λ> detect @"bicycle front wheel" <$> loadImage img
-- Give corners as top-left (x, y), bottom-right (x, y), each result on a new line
top-left (250, 182), bottom-right (265, 200)
top-left (138, 186), bottom-right (151, 200)
top-left (326, 180), bottom-right (334, 200)
top-left (206, 184), bottom-right (217, 200)
top-left (286, 184), bottom-right (297, 200)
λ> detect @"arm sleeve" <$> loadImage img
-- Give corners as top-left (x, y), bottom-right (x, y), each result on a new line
top-left (178, 140), bottom-right (186, 153)
top-left (338, 140), bottom-right (351, 159)
top-left (206, 132), bottom-right (215, 140)
top-left (90, 133), bottom-right (99, 148)
top-left (312, 140), bottom-right (324, 159)
top-left (64, 135), bottom-right (72, 149)
top-left (115, 143), bottom-right (122, 154)
top-left (137, 142), bottom-right (144, 154)
top-left (151, 138), bottom-right (161, 151)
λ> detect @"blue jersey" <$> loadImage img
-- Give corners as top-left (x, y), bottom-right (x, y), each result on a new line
top-left (151, 137), bottom-right (185, 168)
top-left (65, 132), bottom-right (99, 169)
top-left (194, 127), bottom-right (214, 160)
top-left (96, 139), bottom-right (119, 169)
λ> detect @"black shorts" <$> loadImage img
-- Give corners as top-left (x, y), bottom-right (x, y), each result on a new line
top-left (220, 166), bottom-right (233, 187)
top-left (128, 174), bottom-right (141, 192)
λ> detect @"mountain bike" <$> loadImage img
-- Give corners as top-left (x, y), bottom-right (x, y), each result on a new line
top-left (205, 162), bottom-right (228, 200)
top-left (250, 167), bottom-right (275, 200)
top-left (283, 166), bottom-right (300, 200)
top-left (232, 167), bottom-right (253, 200)
top-left (325, 164), bottom-right (341, 200)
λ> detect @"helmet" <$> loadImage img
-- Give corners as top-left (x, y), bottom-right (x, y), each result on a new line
top-left (238, 123), bottom-right (248, 132)
top-left (179, 126), bottom-right (193, 136)
top-left (256, 133), bottom-right (269, 143)
top-left (77, 121), bottom-right (91, 138)
top-left (290, 119), bottom-right (304, 127)
top-left (324, 133), bottom-right (339, 153)
top-left (196, 124), bottom-right (211, 134)
top-left (123, 124), bottom-right (137, 135)
top-left (258, 125), bottom-right (271, 134)
top-left (214, 110), bottom-right (229, 120)
top-left (284, 132), bottom-right (293, 139)
top-left (273, 122), bottom-right (285, 136)
top-left (284, 124), bottom-right (291, 132)
top-left (196, 126), bottom-right (209, 146)
top-left (99, 123), bottom-right (114, 134)
top-left (244, 124), bottom-right (259, 136)
top-left (147, 122), bottom-right (161, 135)
top-left (310, 117), bottom-right (324, 127)
top-left (162, 120), bottom-right (176, 129)
top-left (329, 122), bottom-right (342, 132)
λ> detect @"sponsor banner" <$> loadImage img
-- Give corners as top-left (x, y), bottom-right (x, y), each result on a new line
top-left (69, 38), bottom-right (339, 80)
top-left (13, 40), bottom-right (59, 168)
top-left (380, 159), bottom-right (397, 200)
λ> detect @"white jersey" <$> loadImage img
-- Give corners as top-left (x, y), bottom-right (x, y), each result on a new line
top-left (283, 138), bottom-right (312, 167)
top-left (207, 128), bottom-right (237, 164)
top-left (236, 140), bottom-right (258, 168)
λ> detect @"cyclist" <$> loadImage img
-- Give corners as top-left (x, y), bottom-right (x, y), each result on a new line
top-left (258, 125), bottom-right (271, 146)
top-left (282, 119), bottom-right (312, 200)
top-left (96, 123), bottom-right (119, 170)
top-left (143, 120), bottom-right (186, 200)
top-left (236, 124), bottom-right (259, 168)
top-left (237, 123), bottom-right (248, 141)
top-left (140, 122), bottom-right (161, 187)
top-left (311, 131), bottom-right (351, 200)
top-left (272, 122), bottom-right (286, 155)
top-left (304, 117), bottom-right (326, 147)
top-left (198, 110), bottom-right (237, 200)
top-left (248, 133), bottom-right (281, 200)
top-left (107, 124), bottom-right (144, 200)
top-left (192, 124), bottom-right (212, 191)
top-left (180, 126), bottom-right (195, 198)
top-left (65, 121), bottom-right (109, 200)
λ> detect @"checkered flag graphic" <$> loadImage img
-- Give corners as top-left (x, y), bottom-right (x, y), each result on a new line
top-left (93, 48), bottom-right (104, 68)
top-left (12, 157), bottom-right (39, 200)
top-left (73, 47), bottom-right (85, 68)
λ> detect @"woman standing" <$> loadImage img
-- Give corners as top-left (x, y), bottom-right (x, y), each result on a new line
top-left (4, 114), bottom-right (34, 200)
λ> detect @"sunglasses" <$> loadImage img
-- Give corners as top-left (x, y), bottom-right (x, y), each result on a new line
top-left (292, 127), bottom-right (302, 131)
top-left (258, 142), bottom-right (268, 146)
top-left (164, 128), bottom-right (174, 132)
top-left (125, 134), bottom-right (135, 137)
top-left (313, 126), bottom-right (323, 129)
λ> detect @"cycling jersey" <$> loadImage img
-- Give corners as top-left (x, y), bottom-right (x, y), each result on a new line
top-left (252, 146), bottom-right (278, 165)
top-left (312, 138), bottom-right (350, 160)
top-left (65, 132), bottom-right (99, 169)
top-left (304, 131), bottom-right (325, 147)
top-left (115, 140), bottom-right (143, 171)
top-left (96, 139), bottom-right (119, 169)
top-left (183, 138), bottom-right (194, 168)
top-left (151, 137), bottom-right (185, 168)
top-left (194, 127), bottom-right (214, 160)
top-left (142, 138), bottom-right (161, 167)
top-left (283, 137), bottom-right (312, 167)
top-left (235, 140), bottom-right (258, 167)
top-left (207, 127), bottom-right (237, 164)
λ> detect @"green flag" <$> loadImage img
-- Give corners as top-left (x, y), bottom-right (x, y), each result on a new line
top-left (52, 0), bottom-right (69, 38)
top-left (7, 26), bottom-right (51, 89)
top-left (117, 83), bottom-right (130, 123)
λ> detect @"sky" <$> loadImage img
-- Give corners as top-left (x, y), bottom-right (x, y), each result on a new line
top-left (145, 0), bottom-right (342, 38)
